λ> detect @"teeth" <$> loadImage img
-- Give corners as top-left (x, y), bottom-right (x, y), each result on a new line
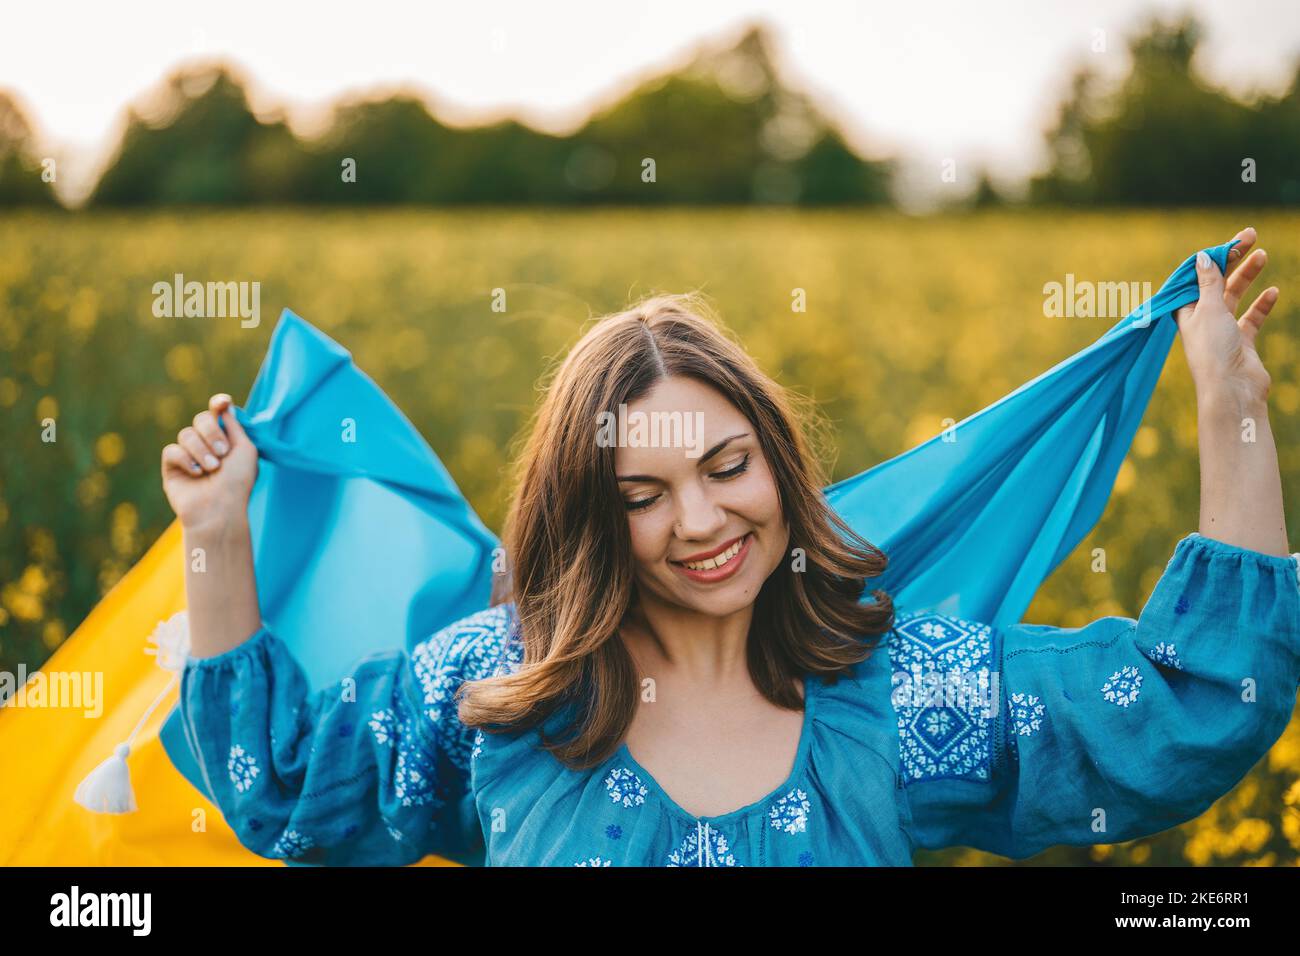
top-left (682, 535), bottom-right (746, 571)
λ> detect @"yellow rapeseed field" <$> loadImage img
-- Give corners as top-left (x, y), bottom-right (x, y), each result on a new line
top-left (1, 206), bottom-right (1297, 864)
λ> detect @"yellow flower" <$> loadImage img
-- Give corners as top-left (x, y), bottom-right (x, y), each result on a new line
top-left (42, 619), bottom-right (66, 649)
top-left (95, 433), bottom-right (126, 467)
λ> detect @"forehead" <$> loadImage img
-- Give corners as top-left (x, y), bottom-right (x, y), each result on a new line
top-left (612, 376), bottom-right (750, 470)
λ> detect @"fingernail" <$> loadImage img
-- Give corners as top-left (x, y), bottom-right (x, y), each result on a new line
top-left (214, 440), bottom-right (229, 455)
top-left (1196, 251), bottom-right (1211, 271)
top-left (204, 454), bottom-right (219, 469)
top-left (190, 462), bottom-right (201, 473)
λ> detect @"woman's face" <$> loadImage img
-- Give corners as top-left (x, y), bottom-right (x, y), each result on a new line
top-left (613, 375), bottom-right (789, 617)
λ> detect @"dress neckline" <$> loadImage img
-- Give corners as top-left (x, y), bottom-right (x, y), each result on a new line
top-left (612, 672), bottom-right (818, 827)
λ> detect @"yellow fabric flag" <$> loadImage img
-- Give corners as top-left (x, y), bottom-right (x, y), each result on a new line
top-left (0, 520), bottom-right (454, 866)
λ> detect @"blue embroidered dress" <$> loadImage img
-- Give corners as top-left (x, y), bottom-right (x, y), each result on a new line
top-left (178, 532), bottom-right (1300, 866)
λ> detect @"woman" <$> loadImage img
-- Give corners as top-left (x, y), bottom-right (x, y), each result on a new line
top-left (167, 226), bottom-right (1300, 866)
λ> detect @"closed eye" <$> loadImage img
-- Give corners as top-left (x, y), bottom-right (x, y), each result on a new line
top-left (711, 453), bottom-right (750, 480)
top-left (623, 452), bottom-right (751, 512)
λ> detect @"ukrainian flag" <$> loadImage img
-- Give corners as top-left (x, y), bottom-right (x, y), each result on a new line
top-left (0, 310), bottom-right (498, 865)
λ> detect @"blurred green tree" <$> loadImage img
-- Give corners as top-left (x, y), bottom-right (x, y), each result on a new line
top-left (85, 24), bottom-right (893, 206)
top-left (1030, 13), bottom-right (1300, 205)
top-left (0, 92), bottom-right (59, 206)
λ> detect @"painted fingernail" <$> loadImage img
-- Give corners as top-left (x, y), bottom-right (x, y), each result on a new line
top-left (1196, 251), bottom-right (1211, 271)
top-left (190, 462), bottom-right (201, 473)
top-left (204, 454), bottom-right (219, 469)
top-left (214, 440), bottom-right (229, 455)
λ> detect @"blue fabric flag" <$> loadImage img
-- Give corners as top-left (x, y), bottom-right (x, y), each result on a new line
top-left (159, 310), bottom-right (500, 796)
top-left (825, 238), bottom-right (1241, 626)
top-left (161, 239), bottom-right (1238, 799)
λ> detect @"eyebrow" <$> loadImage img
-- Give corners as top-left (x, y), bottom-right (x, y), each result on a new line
top-left (615, 433), bottom-right (750, 482)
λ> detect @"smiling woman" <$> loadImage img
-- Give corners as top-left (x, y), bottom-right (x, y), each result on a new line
top-left (467, 294), bottom-right (895, 773)
top-left (170, 245), bottom-right (1300, 865)
top-left (457, 299), bottom-right (895, 822)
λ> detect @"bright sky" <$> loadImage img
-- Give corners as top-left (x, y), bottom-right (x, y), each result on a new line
top-left (3, 0), bottom-right (1298, 203)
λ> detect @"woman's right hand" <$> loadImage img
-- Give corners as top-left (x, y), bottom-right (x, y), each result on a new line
top-left (161, 393), bottom-right (260, 532)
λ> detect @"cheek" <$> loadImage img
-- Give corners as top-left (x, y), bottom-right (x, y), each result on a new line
top-left (746, 462), bottom-right (789, 559)
top-left (627, 512), bottom-right (673, 567)
top-left (745, 458), bottom-right (784, 522)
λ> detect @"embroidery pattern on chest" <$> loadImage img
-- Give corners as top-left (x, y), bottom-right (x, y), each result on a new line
top-left (666, 822), bottom-right (741, 867)
top-left (768, 787), bottom-right (811, 834)
top-left (605, 767), bottom-right (649, 808)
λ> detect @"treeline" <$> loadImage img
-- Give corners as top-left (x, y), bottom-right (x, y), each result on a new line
top-left (0, 94), bottom-right (59, 206)
top-left (1030, 15), bottom-right (1300, 205)
top-left (1, 15), bottom-right (1298, 208)
top-left (23, 27), bottom-right (892, 208)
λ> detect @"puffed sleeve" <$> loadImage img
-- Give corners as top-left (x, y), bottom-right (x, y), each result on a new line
top-left (177, 609), bottom-right (511, 866)
top-left (892, 532), bottom-right (1300, 859)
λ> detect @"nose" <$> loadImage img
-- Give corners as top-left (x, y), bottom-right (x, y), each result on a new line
top-left (673, 480), bottom-right (728, 542)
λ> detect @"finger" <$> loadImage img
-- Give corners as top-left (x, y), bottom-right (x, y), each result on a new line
top-left (1224, 248), bottom-right (1266, 314)
top-left (193, 410), bottom-right (230, 457)
top-left (177, 426), bottom-right (221, 472)
top-left (216, 401), bottom-right (250, 447)
top-left (1238, 286), bottom-right (1279, 348)
top-left (192, 408), bottom-right (231, 457)
top-left (1225, 226), bottom-right (1257, 274)
top-left (1194, 249), bottom-right (1226, 305)
top-left (209, 393), bottom-right (233, 416)
top-left (162, 442), bottom-right (203, 478)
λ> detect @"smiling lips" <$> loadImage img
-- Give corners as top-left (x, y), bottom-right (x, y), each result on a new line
top-left (670, 532), bottom-right (753, 581)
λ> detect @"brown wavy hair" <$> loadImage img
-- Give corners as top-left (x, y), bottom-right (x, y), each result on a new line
top-left (458, 292), bottom-right (894, 769)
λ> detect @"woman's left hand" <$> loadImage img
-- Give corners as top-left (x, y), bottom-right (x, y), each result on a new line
top-left (1174, 226), bottom-right (1280, 409)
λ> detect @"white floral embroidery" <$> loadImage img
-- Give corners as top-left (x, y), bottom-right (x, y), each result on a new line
top-left (410, 604), bottom-right (521, 772)
top-left (369, 708), bottom-right (396, 745)
top-left (1008, 692), bottom-right (1045, 737)
top-left (769, 788), bottom-right (811, 835)
top-left (1101, 664), bottom-right (1143, 708)
top-left (924, 709), bottom-right (953, 738)
top-left (394, 733), bottom-right (437, 807)
top-left (1150, 642), bottom-right (1184, 670)
top-left (667, 824), bottom-right (740, 867)
top-left (387, 825), bottom-right (404, 842)
top-left (365, 700), bottom-right (440, 808)
top-left (890, 611), bottom-right (997, 782)
top-left (272, 829), bottom-right (312, 858)
top-left (227, 744), bottom-right (260, 793)
top-left (605, 767), bottom-right (648, 808)
top-left (574, 856), bottom-right (613, 866)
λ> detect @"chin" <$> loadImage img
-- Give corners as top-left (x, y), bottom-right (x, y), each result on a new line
top-left (676, 580), bottom-right (761, 616)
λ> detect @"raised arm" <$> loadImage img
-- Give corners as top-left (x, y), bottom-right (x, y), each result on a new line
top-left (161, 393), bottom-right (500, 864)
top-left (894, 229), bottom-right (1299, 857)
top-left (1177, 225), bottom-right (1288, 556)
top-left (160, 392), bottom-right (262, 657)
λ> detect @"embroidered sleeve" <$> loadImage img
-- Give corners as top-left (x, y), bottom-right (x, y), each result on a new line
top-left (894, 533), bottom-right (1300, 859)
top-left (178, 605), bottom-right (518, 865)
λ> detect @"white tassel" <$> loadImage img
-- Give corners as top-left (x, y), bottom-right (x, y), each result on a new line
top-left (74, 611), bottom-right (190, 815)
top-left (74, 742), bottom-right (138, 814)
